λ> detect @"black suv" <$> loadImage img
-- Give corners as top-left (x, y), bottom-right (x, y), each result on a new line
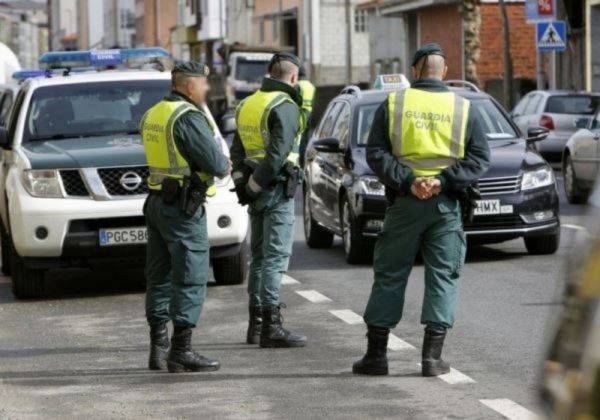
top-left (303, 82), bottom-right (560, 264)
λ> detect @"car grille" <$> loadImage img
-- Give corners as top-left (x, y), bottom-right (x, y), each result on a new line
top-left (60, 170), bottom-right (89, 196)
top-left (98, 166), bottom-right (149, 196)
top-left (465, 214), bottom-right (525, 230)
top-left (478, 176), bottom-right (521, 196)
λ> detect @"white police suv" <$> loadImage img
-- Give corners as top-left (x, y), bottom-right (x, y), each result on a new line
top-left (0, 49), bottom-right (248, 298)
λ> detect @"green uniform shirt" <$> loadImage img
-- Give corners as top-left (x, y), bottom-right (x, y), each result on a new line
top-left (230, 77), bottom-right (302, 191)
top-left (164, 92), bottom-right (230, 178)
top-left (367, 78), bottom-right (491, 194)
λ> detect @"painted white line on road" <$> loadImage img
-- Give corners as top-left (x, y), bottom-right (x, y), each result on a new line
top-left (295, 290), bottom-right (332, 303)
top-left (329, 309), bottom-right (363, 325)
top-left (562, 223), bottom-right (586, 231)
top-left (480, 399), bottom-right (540, 420)
top-left (281, 274), bottom-right (300, 285)
top-left (438, 368), bottom-right (476, 385)
top-left (387, 333), bottom-right (416, 351)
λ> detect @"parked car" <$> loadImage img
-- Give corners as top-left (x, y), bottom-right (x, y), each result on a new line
top-left (562, 107), bottom-right (600, 204)
top-left (541, 177), bottom-right (600, 419)
top-left (511, 90), bottom-right (600, 163)
top-left (303, 81), bottom-right (560, 264)
top-left (0, 49), bottom-right (249, 299)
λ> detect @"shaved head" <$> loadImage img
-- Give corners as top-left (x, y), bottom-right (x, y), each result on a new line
top-left (269, 60), bottom-right (299, 86)
top-left (412, 54), bottom-right (448, 80)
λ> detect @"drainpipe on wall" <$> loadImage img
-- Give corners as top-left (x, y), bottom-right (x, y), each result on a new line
top-left (345, 0), bottom-right (352, 84)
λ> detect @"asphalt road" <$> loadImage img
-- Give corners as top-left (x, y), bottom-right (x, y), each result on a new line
top-left (0, 176), bottom-right (590, 419)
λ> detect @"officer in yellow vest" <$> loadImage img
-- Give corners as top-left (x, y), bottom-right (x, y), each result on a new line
top-left (141, 62), bottom-right (230, 373)
top-left (353, 44), bottom-right (491, 376)
top-left (297, 65), bottom-right (316, 167)
top-left (230, 52), bottom-right (307, 348)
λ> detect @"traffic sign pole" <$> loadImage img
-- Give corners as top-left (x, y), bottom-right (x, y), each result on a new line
top-left (537, 52), bottom-right (544, 90)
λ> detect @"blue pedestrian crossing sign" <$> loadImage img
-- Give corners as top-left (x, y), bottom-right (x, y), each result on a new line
top-left (536, 21), bottom-right (566, 52)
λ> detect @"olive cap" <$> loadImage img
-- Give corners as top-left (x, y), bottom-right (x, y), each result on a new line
top-left (171, 61), bottom-right (210, 77)
top-left (411, 43), bottom-right (445, 67)
top-left (268, 52), bottom-right (300, 72)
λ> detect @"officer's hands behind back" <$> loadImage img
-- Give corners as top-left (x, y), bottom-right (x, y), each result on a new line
top-left (411, 178), bottom-right (441, 200)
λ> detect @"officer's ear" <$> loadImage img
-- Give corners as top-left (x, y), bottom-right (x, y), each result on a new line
top-left (442, 65), bottom-right (448, 80)
top-left (290, 71), bottom-right (298, 86)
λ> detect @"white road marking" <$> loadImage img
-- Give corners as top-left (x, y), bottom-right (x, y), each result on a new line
top-left (480, 399), bottom-right (540, 420)
top-left (295, 290), bottom-right (332, 303)
top-left (438, 368), bottom-right (476, 384)
top-left (387, 333), bottom-right (416, 350)
top-left (329, 309), bottom-right (363, 325)
top-left (281, 274), bottom-right (300, 285)
top-left (562, 223), bottom-right (586, 231)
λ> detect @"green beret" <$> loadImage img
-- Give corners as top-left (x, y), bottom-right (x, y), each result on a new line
top-left (411, 43), bottom-right (445, 67)
top-left (268, 52), bottom-right (300, 72)
top-left (172, 61), bottom-right (210, 77)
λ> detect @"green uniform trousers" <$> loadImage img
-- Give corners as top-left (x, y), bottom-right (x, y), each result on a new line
top-left (363, 193), bottom-right (466, 329)
top-left (144, 194), bottom-right (209, 328)
top-left (247, 184), bottom-right (295, 308)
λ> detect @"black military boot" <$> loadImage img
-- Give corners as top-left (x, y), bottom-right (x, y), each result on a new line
top-left (246, 306), bottom-right (262, 345)
top-left (167, 326), bottom-right (221, 373)
top-left (148, 322), bottom-right (170, 370)
top-left (421, 325), bottom-right (450, 377)
top-left (352, 326), bottom-right (389, 375)
top-left (260, 304), bottom-right (307, 348)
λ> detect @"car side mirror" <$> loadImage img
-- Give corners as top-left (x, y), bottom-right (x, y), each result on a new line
top-left (220, 114), bottom-right (236, 136)
top-left (312, 137), bottom-right (342, 153)
top-left (526, 126), bottom-right (549, 143)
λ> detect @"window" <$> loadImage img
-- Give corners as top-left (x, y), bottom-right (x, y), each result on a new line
top-left (471, 99), bottom-right (518, 139)
top-left (0, 92), bottom-right (13, 124)
top-left (354, 8), bottom-right (368, 33)
top-left (235, 57), bottom-right (270, 84)
top-left (24, 80), bottom-right (170, 142)
top-left (545, 95), bottom-right (600, 115)
top-left (317, 102), bottom-right (342, 139)
top-left (331, 103), bottom-right (351, 147)
top-left (357, 104), bottom-right (379, 146)
top-left (524, 94), bottom-right (542, 115)
top-left (512, 95), bottom-right (531, 117)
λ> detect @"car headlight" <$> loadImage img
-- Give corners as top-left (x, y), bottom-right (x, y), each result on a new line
top-left (521, 167), bottom-right (555, 191)
top-left (22, 170), bottom-right (63, 198)
top-left (355, 176), bottom-right (385, 196)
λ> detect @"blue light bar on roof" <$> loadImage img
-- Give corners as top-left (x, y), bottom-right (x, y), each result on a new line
top-left (39, 47), bottom-right (169, 68)
top-left (12, 69), bottom-right (52, 80)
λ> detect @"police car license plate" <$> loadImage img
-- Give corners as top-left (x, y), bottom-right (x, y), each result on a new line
top-left (474, 200), bottom-right (513, 216)
top-left (99, 227), bottom-right (148, 246)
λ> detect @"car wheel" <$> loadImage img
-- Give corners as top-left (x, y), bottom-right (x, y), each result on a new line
top-left (341, 194), bottom-right (373, 264)
top-left (212, 242), bottom-right (247, 285)
top-left (564, 155), bottom-right (588, 204)
top-left (10, 239), bottom-right (44, 299)
top-left (303, 187), bottom-right (333, 248)
top-left (1, 224), bottom-right (11, 276)
top-left (524, 231), bottom-right (560, 255)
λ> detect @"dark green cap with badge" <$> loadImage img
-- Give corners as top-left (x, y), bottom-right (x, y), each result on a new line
top-left (172, 61), bottom-right (210, 77)
top-left (411, 43), bottom-right (445, 67)
top-left (268, 52), bottom-right (301, 72)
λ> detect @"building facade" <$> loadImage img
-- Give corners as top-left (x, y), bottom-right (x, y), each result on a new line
top-left (103, 0), bottom-right (136, 48)
top-left (134, 0), bottom-right (178, 51)
top-left (0, 1), bottom-right (48, 68)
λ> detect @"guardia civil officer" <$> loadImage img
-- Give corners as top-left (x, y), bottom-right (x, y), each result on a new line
top-left (141, 62), bottom-right (230, 373)
top-left (230, 52), bottom-right (307, 348)
top-left (352, 44), bottom-right (491, 376)
top-left (297, 65), bottom-right (316, 167)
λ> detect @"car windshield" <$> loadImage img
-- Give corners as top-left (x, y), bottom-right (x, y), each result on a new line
top-left (235, 58), bottom-right (269, 84)
top-left (356, 97), bottom-right (518, 145)
top-left (24, 80), bottom-right (170, 142)
top-left (545, 95), bottom-right (600, 115)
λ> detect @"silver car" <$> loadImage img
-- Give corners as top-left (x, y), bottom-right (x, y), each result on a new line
top-left (511, 91), bottom-right (600, 163)
top-left (562, 109), bottom-right (600, 203)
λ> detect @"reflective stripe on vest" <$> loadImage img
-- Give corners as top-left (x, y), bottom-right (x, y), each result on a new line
top-left (298, 80), bottom-right (316, 114)
top-left (387, 88), bottom-right (469, 177)
top-left (235, 90), bottom-right (304, 167)
top-left (141, 100), bottom-right (217, 196)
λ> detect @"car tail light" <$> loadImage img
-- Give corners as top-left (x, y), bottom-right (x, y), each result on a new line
top-left (539, 114), bottom-right (555, 130)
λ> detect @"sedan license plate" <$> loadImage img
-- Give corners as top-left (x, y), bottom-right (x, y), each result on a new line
top-left (474, 200), bottom-right (514, 216)
top-left (99, 227), bottom-right (148, 246)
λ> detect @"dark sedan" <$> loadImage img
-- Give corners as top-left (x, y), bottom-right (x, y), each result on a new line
top-left (303, 82), bottom-right (560, 264)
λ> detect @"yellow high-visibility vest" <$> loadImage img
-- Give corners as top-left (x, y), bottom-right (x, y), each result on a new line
top-left (387, 88), bottom-right (470, 177)
top-left (235, 90), bottom-right (305, 168)
top-left (298, 79), bottom-right (316, 114)
top-left (141, 100), bottom-right (217, 197)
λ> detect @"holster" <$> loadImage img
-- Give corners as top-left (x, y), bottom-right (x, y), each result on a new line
top-left (453, 183), bottom-right (481, 225)
top-left (178, 173), bottom-right (207, 217)
top-left (160, 178), bottom-right (180, 204)
top-left (283, 162), bottom-right (300, 199)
